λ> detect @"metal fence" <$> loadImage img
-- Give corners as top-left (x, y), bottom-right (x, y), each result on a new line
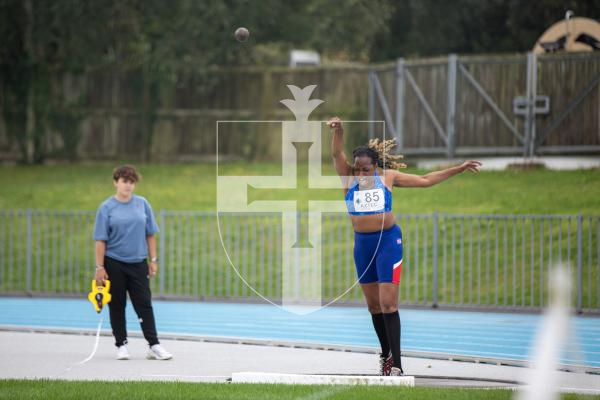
top-left (0, 210), bottom-right (598, 313)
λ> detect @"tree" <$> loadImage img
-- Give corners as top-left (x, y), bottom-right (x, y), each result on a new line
top-left (3, 0), bottom-right (598, 163)
top-left (370, 0), bottom-right (600, 60)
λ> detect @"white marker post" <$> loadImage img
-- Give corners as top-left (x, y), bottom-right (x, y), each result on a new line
top-left (514, 265), bottom-right (571, 400)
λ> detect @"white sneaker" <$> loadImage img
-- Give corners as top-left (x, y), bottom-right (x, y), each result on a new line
top-left (116, 345), bottom-right (130, 360)
top-left (147, 344), bottom-right (172, 360)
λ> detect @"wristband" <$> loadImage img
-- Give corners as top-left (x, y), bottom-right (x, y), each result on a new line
top-left (95, 265), bottom-right (105, 270)
top-left (150, 257), bottom-right (158, 263)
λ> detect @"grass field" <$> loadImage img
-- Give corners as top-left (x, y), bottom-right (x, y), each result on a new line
top-left (0, 162), bottom-right (599, 214)
top-left (0, 380), bottom-right (597, 400)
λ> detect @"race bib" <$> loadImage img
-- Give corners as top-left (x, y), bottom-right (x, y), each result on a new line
top-left (353, 188), bottom-right (385, 212)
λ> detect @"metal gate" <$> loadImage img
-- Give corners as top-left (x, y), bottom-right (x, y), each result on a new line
top-left (369, 52), bottom-right (600, 158)
top-left (1, 210), bottom-right (599, 314)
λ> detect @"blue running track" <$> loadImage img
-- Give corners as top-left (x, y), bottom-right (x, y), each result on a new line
top-left (0, 298), bottom-right (598, 369)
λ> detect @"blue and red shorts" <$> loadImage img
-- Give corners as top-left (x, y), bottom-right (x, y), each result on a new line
top-left (353, 225), bottom-right (403, 284)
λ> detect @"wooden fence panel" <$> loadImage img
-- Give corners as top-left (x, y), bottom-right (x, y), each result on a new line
top-left (0, 53), bottom-right (598, 163)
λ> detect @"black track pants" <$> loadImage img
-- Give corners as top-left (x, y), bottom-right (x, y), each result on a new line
top-left (104, 256), bottom-right (159, 347)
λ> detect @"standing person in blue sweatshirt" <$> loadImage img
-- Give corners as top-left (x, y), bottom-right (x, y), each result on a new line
top-left (93, 165), bottom-right (172, 361)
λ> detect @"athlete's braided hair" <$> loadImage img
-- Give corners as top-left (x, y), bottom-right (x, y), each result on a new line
top-left (352, 138), bottom-right (406, 170)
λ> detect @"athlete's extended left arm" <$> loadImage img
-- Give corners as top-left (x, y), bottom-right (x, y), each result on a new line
top-left (392, 160), bottom-right (482, 188)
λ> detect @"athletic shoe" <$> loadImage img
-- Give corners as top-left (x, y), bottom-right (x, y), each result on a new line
top-left (147, 344), bottom-right (173, 360)
top-left (390, 366), bottom-right (404, 376)
top-left (116, 345), bottom-right (130, 360)
top-left (379, 352), bottom-right (393, 376)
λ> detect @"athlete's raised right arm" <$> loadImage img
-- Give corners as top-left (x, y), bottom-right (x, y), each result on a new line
top-left (328, 116), bottom-right (352, 177)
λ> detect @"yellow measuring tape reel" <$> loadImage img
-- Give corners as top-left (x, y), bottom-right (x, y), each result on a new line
top-left (88, 280), bottom-right (112, 313)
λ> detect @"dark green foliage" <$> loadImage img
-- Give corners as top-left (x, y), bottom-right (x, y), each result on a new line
top-left (1, 0), bottom-right (598, 163)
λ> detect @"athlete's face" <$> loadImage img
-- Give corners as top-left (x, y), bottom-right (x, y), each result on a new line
top-left (353, 156), bottom-right (376, 188)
